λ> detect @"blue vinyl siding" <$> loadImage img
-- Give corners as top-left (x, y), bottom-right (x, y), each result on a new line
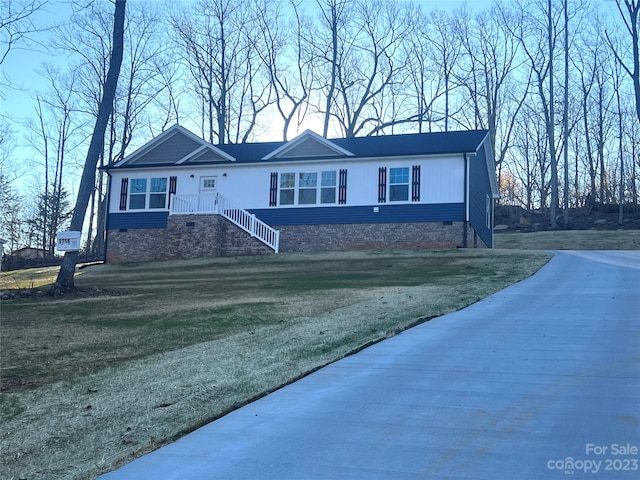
top-left (249, 203), bottom-right (464, 226)
top-left (468, 146), bottom-right (493, 247)
top-left (107, 205), bottom-right (462, 230)
top-left (108, 212), bottom-right (169, 229)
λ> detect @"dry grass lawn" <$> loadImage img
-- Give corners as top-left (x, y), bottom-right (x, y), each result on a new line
top-left (0, 249), bottom-right (550, 480)
top-left (494, 229), bottom-right (640, 250)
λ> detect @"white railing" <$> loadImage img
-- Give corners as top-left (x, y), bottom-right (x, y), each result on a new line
top-left (169, 194), bottom-right (279, 253)
top-left (170, 194), bottom-right (217, 214)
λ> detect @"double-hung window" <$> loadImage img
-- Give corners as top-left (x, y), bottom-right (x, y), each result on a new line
top-left (129, 179), bottom-right (147, 209)
top-left (280, 173), bottom-right (295, 205)
top-left (389, 167), bottom-right (410, 202)
top-left (298, 172), bottom-right (318, 204)
top-left (321, 171), bottom-right (337, 204)
top-left (149, 177), bottom-right (168, 208)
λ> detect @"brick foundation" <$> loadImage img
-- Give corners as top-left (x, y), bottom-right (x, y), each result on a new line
top-left (274, 221), bottom-right (477, 253)
top-left (106, 215), bottom-right (272, 262)
top-left (106, 228), bottom-right (169, 263)
top-left (106, 216), bottom-right (486, 262)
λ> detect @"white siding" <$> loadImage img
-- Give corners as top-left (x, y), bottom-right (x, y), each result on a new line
top-left (108, 155), bottom-right (465, 213)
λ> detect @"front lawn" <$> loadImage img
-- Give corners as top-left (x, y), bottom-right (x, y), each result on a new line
top-left (1, 249), bottom-right (550, 480)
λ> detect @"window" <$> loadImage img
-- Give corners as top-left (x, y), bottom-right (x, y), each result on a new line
top-left (389, 167), bottom-right (409, 201)
top-left (127, 177), bottom-right (168, 209)
top-left (321, 171), bottom-right (337, 204)
top-left (129, 179), bottom-right (147, 209)
top-left (280, 173), bottom-right (295, 205)
top-left (201, 177), bottom-right (217, 190)
top-left (149, 177), bottom-right (167, 208)
top-left (274, 170), bottom-right (340, 206)
top-left (298, 172), bottom-right (317, 204)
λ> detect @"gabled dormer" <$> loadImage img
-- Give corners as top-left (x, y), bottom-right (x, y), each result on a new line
top-left (114, 125), bottom-right (235, 167)
top-left (262, 130), bottom-right (354, 160)
top-left (176, 144), bottom-right (236, 164)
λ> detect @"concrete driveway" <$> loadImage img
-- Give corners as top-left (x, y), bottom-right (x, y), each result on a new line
top-left (100, 251), bottom-right (640, 480)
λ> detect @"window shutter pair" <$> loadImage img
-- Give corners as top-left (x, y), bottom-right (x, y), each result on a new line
top-left (378, 166), bottom-right (420, 203)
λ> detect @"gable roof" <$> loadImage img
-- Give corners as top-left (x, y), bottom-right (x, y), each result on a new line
top-left (113, 124), bottom-right (235, 167)
top-left (107, 127), bottom-right (490, 170)
top-left (175, 144), bottom-right (236, 164)
top-left (262, 130), bottom-right (354, 160)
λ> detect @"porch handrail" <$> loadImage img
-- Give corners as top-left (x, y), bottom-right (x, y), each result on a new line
top-left (169, 194), bottom-right (217, 214)
top-left (169, 193), bottom-right (279, 253)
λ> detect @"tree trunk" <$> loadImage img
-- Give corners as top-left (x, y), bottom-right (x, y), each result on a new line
top-left (616, 64), bottom-right (625, 225)
top-left (51, 0), bottom-right (126, 294)
top-left (562, 0), bottom-right (569, 228)
top-left (548, 0), bottom-right (558, 229)
top-left (623, 1), bottom-right (640, 124)
top-left (323, 1), bottom-right (339, 138)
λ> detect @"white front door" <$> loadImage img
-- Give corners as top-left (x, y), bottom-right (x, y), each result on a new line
top-left (199, 176), bottom-right (218, 212)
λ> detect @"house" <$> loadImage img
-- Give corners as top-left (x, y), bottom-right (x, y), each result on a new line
top-left (10, 247), bottom-right (46, 259)
top-left (103, 125), bottom-right (499, 262)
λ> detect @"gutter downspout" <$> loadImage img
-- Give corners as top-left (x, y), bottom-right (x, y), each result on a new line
top-left (463, 153), bottom-right (469, 248)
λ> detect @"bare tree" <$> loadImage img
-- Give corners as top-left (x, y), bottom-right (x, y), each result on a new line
top-left (335, 0), bottom-right (411, 137)
top-left (455, 4), bottom-right (527, 181)
top-left (170, 0), bottom-right (272, 144)
top-left (28, 66), bottom-right (84, 256)
top-left (254, 0), bottom-right (314, 140)
top-left (52, 0), bottom-right (125, 293)
top-left (614, 59), bottom-right (626, 224)
top-left (514, 104), bottom-right (552, 209)
top-left (402, 7), bottom-right (446, 133)
top-left (508, 0), bottom-right (562, 227)
top-left (562, 0), bottom-right (569, 227)
top-left (426, 8), bottom-right (463, 132)
top-left (28, 185), bottom-right (72, 257)
top-left (609, 0), bottom-right (640, 124)
top-left (311, 0), bottom-right (348, 137)
top-left (114, 3), bottom-right (171, 161)
top-left (575, 12), bottom-right (606, 206)
top-left (310, 0), bottom-right (412, 137)
top-left (546, 0), bottom-right (559, 228)
top-left (0, 0), bottom-right (48, 66)
top-left (0, 129), bottom-right (25, 251)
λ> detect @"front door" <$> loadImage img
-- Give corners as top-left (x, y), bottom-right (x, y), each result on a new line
top-left (199, 176), bottom-right (218, 212)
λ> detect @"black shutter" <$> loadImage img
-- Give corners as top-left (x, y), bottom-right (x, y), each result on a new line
top-left (338, 169), bottom-right (348, 205)
top-left (378, 167), bottom-right (387, 203)
top-left (119, 177), bottom-right (129, 211)
top-left (168, 176), bottom-right (177, 208)
top-left (411, 165), bottom-right (420, 201)
top-left (269, 172), bottom-right (278, 206)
